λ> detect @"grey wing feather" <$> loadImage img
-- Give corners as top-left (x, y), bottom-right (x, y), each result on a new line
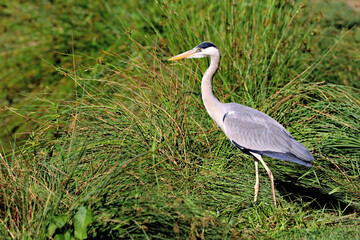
top-left (222, 103), bottom-right (314, 167)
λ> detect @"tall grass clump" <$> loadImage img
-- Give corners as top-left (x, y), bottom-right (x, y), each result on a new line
top-left (1, 0), bottom-right (359, 238)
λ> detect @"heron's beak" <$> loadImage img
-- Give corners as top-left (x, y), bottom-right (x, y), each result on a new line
top-left (168, 49), bottom-right (197, 61)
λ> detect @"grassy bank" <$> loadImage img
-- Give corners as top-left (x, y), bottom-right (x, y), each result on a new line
top-left (1, 0), bottom-right (359, 239)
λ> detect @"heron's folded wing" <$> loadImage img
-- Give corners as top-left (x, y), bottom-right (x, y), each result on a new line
top-left (223, 111), bottom-right (291, 152)
top-left (222, 110), bottom-right (314, 166)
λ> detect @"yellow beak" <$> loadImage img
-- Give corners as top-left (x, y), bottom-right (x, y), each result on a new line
top-left (168, 49), bottom-right (197, 61)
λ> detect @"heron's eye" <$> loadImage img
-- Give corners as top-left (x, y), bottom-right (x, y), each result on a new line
top-left (197, 48), bottom-right (202, 52)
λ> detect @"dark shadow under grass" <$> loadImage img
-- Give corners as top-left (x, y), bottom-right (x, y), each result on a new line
top-left (276, 178), bottom-right (357, 214)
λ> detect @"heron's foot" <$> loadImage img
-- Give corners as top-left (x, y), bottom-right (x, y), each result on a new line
top-left (257, 155), bottom-right (277, 209)
top-left (266, 170), bottom-right (277, 209)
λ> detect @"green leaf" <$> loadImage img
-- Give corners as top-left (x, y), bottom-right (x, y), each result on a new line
top-left (48, 223), bottom-right (57, 236)
top-left (48, 214), bottom-right (69, 236)
top-left (74, 206), bottom-right (93, 240)
top-left (55, 230), bottom-right (73, 240)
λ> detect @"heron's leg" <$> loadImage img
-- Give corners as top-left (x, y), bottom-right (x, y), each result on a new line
top-left (254, 159), bottom-right (259, 203)
top-left (252, 153), bottom-right (277, 208)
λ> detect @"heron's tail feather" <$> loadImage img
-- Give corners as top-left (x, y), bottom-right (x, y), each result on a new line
top-left (259, 139), bottom-right (314, 167)
top-left (232, 140), bottom-right (315, 167)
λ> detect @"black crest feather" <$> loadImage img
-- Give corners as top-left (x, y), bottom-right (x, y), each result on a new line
top-left (197, 41), bottom-right (217, 49)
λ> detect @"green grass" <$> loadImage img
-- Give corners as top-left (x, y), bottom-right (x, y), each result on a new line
top-left (1, 0), bottom-right (360, 239)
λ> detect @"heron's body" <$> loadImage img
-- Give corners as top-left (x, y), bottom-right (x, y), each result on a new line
top-left (169, 41), bottom-right (314, 207)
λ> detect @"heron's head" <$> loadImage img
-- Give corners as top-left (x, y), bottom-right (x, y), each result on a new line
top-left (168, 42), bottom-right (220, 61)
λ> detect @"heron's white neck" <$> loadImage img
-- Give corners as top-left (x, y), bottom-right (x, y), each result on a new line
top-left (201, 54), bottom-right (225, 129)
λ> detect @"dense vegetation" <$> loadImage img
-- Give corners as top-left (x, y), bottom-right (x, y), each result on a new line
top-left (1, 0), bottom-right (359, 239)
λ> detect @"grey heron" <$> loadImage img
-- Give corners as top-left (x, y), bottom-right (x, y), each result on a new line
top-left (169, 42), bottom-right (315, 208)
